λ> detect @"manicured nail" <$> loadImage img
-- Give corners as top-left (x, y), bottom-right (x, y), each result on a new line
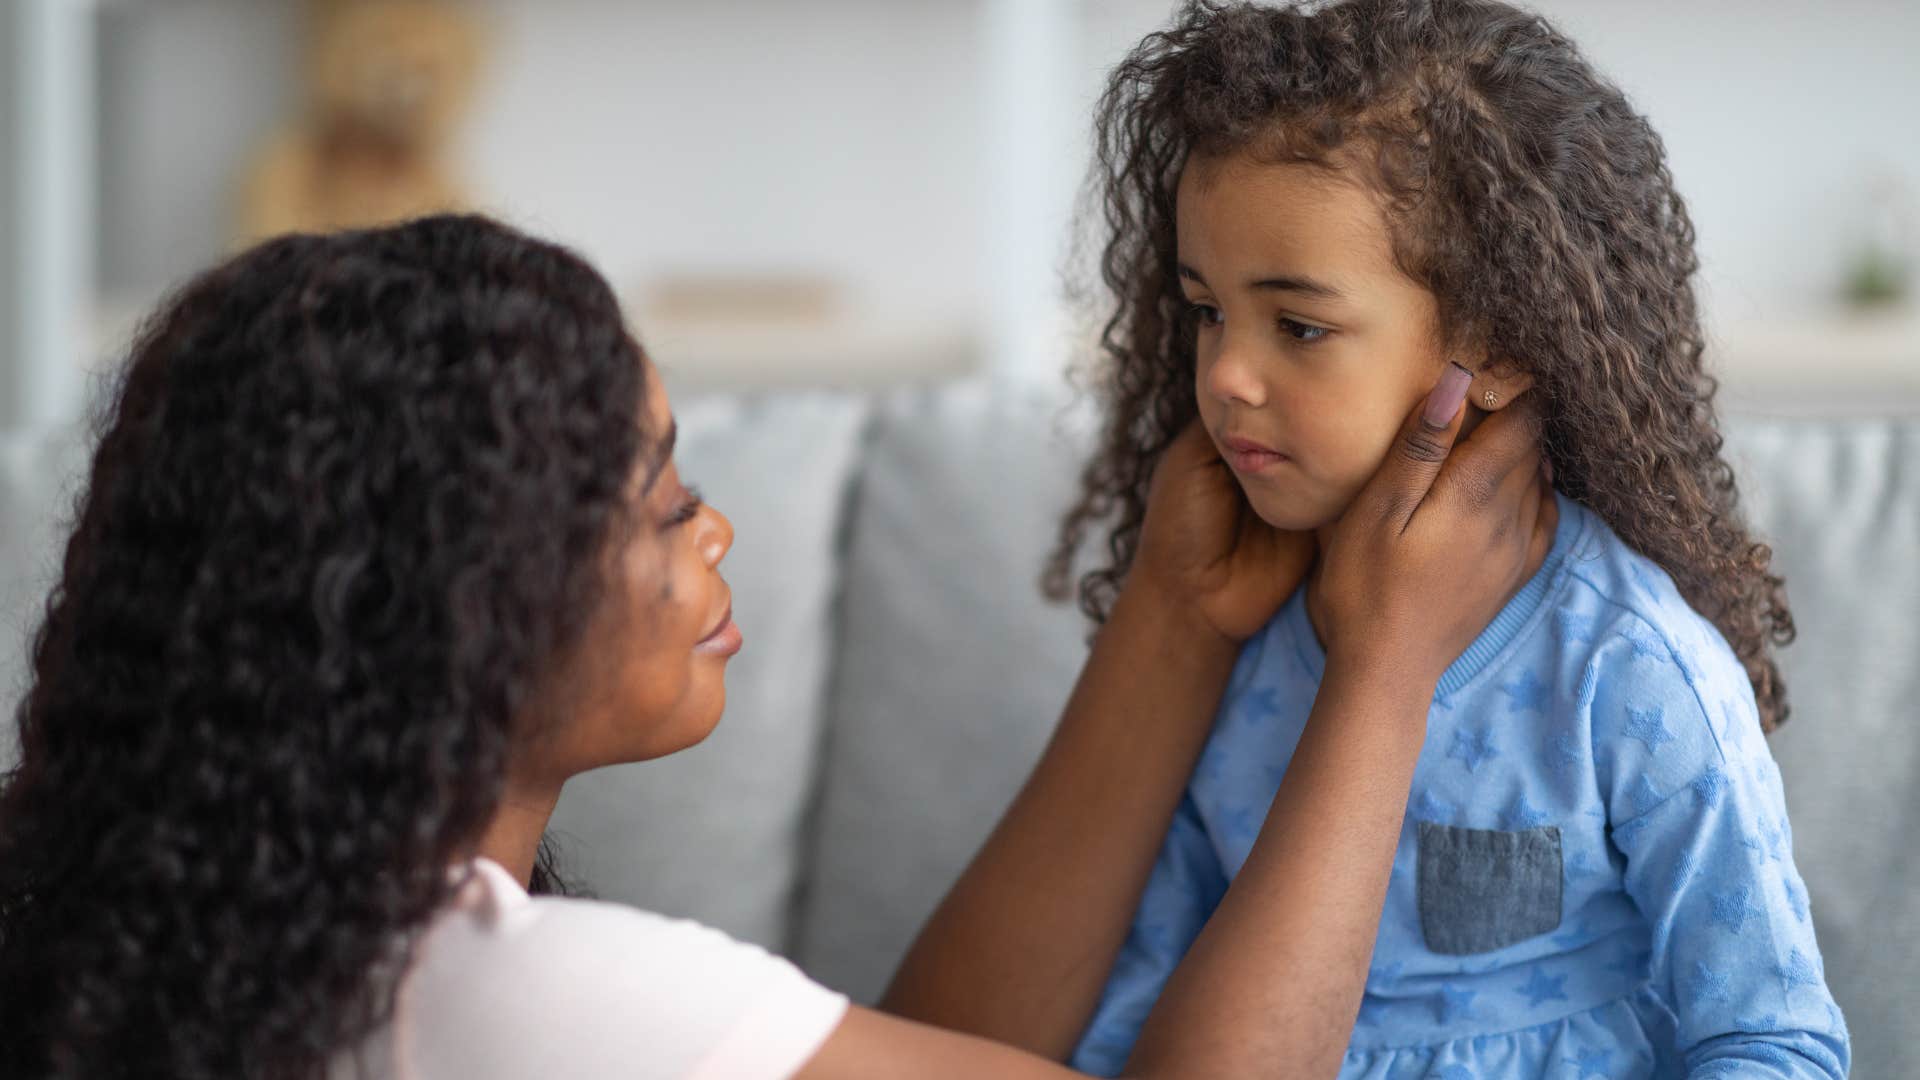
top-left (1423, 362), bottom-right (1473, 429)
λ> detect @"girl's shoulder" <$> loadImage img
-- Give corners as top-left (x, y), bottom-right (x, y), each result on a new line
top-left (1553, 501), bottom-right (1765, 779)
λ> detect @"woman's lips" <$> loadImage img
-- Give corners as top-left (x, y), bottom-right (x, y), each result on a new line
top-left (1220, 433), bottom-right (1289, 474)
top-left (696, 602), bottom-right (743, 657)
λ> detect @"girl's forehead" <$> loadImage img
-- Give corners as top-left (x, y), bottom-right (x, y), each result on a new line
top-left (1177, 154), bottom-right (1398, 285)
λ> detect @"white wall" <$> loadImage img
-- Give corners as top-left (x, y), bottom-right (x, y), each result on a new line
top-left (83, 0), bottom-right (1920, 394)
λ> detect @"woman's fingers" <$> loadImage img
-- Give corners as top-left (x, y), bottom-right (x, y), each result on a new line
top-left (1428, 393), bottom-right (1544, 518)
top-left (1361, 362), bottom-right (1473, 528)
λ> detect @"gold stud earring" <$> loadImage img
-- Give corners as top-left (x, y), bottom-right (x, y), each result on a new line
top-left (1484, 390), bottom-right (1498, 409)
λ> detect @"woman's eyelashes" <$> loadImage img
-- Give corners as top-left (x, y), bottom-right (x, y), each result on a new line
top-left (664, 485), bottom-right (704, 528)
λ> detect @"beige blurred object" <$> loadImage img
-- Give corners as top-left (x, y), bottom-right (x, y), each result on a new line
top-left (237, 0), bottom-right (483, 243)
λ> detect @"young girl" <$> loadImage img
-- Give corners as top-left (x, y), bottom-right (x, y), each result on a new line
top-left (1048, 1), bottom-right (1849, 1076)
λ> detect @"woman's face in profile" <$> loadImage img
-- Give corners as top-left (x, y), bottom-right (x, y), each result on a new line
top-left (538, 362), bottom-right (741, 776)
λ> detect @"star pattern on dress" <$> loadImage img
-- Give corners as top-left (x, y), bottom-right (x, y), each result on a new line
top-left (1777, 947), bottom-right (1821, 992)
top-left (1217, 805), bottom-right (1265, 848)
top-left (1503, 669), bottom-right (1553, 715)
top-left (1447, 726), bottom-right (1500, 772)
top-left (1133, 919), bottom-right (1184, 959)
top-left (1665, 849), bottom-right (1702, 897)
top-left (1735, 1012), bottom-right (1780, 1033)
top-left (1556, 609), bottom-right (1598, 648)
top-left (1783, 877), bottom-right (1810, 923)
top-left (1568, 1047), bottom-right (1614, 1079)
top-left (1692, 766), bottom-right (1730, 810)
top-left (1411, 789), bottom-right (1455, 823)
top-left (1747, 1044), bottom-right (1796, 1068)
top-left (1623, 705), bottom-right (1676, 751)
top-left (1603, 942), bottom-right (1650, 978)
top-left (1503, 793), bottom-right (1554, 831)
top-left (1550, 733), bottom-right (1585, 775)
top-left (1432, 983), bottom-right (1477, 1023)
top-left (1356, 992), bottom-right (1393, 1026)
top-left (1238, 686), bottom-right (1282, 727)
top-left (1577, 663), bottom-right (1600, 712)
top-left (1743, 818), bottom-right (1787, 863)
top-left (1550, 918), bottom-right (1594, 951)
top-left (1709, 884), bottom-right (1764, 934)
top-left (1516, 965), bottom-right (1570, 1007)
top-left (1566, 846), bottom-right (1600, 881)
top-left (1628, 773), bottom-right (1664, 813)
top-left (1670, 644), bottom-right (1703, 689)
top-left (1367, 960), bottom-right (1403, 986)
top-left (1717, 699), bottom-right (1750, 748)
top-left (1612, 813), bottom-right (1652, 849)
top-left (1624, 622), bottom-right (1669, 661)
top-left (1691, 960), bottom-right (1733, 1003)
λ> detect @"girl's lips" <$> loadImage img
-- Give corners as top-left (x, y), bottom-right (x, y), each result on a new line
top-left (696, 604), bottom-right (743, 657)
top-left (1221, 434), bottom-right (1289, 474)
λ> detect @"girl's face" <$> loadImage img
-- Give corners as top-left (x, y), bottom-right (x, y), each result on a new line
top-left (1178, 150), bottom-right (1452, 533)
top-left (537, 363), bottom-right (742, 777)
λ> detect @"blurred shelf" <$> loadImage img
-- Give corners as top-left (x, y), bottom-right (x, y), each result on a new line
top-left (641, 320), bottom-right (980, 393)
top-left (1710, 306), bottom-right (1920, 415)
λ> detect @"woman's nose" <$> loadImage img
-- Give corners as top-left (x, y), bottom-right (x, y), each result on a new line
top-left (697, 504), bottom-right (734, 569)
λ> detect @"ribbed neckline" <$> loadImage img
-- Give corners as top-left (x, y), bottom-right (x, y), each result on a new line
top-left (1284, 491), bottom-right (1587, 699)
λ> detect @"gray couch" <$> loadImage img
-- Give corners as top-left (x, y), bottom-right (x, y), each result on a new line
top-left (3, 381), bottom-right (1915, 1076)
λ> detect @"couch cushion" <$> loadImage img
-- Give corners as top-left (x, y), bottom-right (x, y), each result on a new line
top-left (548, 391), bottom-right (869, 952)
top-left (793, 381), bottom-right (1096, 1002)
top-left (1723, 413), bottom-right (1920, 1080)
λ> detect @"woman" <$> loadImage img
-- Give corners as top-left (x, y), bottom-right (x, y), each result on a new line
top-left (0, 216), bottom-right (1548, 1079)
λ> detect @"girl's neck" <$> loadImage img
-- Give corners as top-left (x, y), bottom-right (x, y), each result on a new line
top-left (1302, 495), bottom-right (1560, 658)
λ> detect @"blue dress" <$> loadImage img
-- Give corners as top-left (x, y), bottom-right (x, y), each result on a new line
top-left (1071, 494), bottom-right (1848, 1078)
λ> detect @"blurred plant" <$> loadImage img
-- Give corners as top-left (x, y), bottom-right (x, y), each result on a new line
top-left (1842, 170), bottom-right (1914, 309)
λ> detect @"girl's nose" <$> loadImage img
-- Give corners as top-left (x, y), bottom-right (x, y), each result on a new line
top-left (1204, 341), bottom-right (1268, 409)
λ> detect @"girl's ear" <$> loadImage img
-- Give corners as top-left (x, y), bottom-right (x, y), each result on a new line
top-left (1469, 358), bottom-right (1535, 411)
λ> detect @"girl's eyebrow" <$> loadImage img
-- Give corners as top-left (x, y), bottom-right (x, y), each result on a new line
top-left (1178, 262), bottom-right (1345, 302)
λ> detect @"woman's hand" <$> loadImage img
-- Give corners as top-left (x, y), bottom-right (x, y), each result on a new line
top-left (1315, 365), bottom-right (1551, 684)
top-left (1132, 421), bottom-right (1316, 644)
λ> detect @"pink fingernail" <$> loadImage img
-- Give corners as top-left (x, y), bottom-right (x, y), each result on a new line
top-left (1423, 362), bottom-right (1473, 429)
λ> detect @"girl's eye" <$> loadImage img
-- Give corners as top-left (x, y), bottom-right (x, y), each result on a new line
top-left (1188, 301), bottom-right (1223, 327)
top-left (666, 486), bottom-right (704, 527)
top-left (1279, 317), bottom-right (1330, 344)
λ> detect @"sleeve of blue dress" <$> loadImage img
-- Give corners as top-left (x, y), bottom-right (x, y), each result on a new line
top-left (1067, 790), bottom-right (1228, 1077)
top-left (1590, 621), bottom-right (1849, 1079)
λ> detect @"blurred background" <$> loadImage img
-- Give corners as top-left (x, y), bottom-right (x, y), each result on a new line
top-left (2, 1), bottom-right (1919, 1074)
top-left (1, 0), bottom-right (1917, 419)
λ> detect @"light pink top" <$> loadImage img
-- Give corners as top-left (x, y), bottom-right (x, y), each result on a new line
top-left (330, 857), bottom-right (849, 1080)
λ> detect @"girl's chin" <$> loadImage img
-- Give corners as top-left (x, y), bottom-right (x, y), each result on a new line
top-left (1242, 487), bottom-right (1343, 534)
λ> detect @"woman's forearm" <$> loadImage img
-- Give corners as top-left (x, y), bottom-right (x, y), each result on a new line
top-left (1126, 652), bottom-right (1434, 1080)
top-left (880, 575), bottom-right (1241, 1059)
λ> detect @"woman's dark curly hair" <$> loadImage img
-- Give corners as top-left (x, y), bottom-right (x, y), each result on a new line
top-left (0, 214), bottom-right (650, 1077)
top-left (1044, 0), bottom-right (1794, 730)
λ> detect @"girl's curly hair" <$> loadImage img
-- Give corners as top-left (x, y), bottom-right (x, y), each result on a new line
top-left (0, 215), bottom-right (648, 1077)
top-left (1045, 0), bottom-right (1794, 731)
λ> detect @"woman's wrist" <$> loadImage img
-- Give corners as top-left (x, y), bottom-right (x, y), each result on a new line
top-left (1321, 642), bottom-right (1443, 722)
top-left (1114, 567), bottom-right (1242, 659)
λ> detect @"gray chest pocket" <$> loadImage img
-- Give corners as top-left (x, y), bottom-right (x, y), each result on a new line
top-left (1417, 822), bottom-right (1563, 955)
